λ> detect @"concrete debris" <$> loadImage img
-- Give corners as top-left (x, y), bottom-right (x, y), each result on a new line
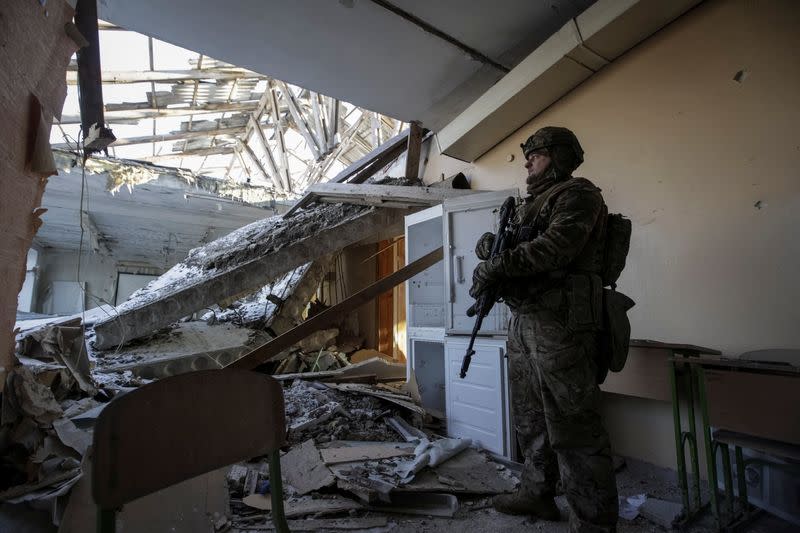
top-left (92, 192), bottom-right (407, 349)
top-left (394, 437), bottom-right (472, 482)
top-left (639, 497), bottom-right (684, 529)
top-left (53, 149), bottom-right (276, 205)
top-left (0, 367), bottom-right (93, 507)
top-left (91, 321), bottom-right (269, 379)
top-left (618, 493), bottom-right (647, 521)
top-left (398, 448), bottom-right (518, 495)
top-left (280, 439), bottom-right (336, 495)
top-left (16, 320), bottom-right (96, 395)
top-left (284, 380), bottom-right (403, 445)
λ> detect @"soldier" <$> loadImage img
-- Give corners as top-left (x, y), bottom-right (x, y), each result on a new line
top-left (469, 127), bottom-right (618, 532)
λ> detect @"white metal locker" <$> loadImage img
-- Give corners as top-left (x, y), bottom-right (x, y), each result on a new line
top-left (442, 190), bottom-right (517, 335)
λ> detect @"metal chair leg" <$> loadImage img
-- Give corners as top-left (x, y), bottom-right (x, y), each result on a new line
top-left (735, 446), bottom-right (748, 511)
top-left (268, 450), bottom-right (290, 533)
top-left (97, 507), bottom-right (116, 533)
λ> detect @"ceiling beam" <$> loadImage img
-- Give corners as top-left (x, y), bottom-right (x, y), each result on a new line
top-left (59, 101), bottom-right (262, 124)
top-left (51, 125), bottom-right (245, 149)
top-left (66, 68), bottom-right (265, 85)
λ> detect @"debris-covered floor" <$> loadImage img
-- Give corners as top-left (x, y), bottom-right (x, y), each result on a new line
top-left (2, 191), bottom-right (797, 532)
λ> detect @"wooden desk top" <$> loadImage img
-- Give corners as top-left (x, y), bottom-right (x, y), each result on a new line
top-left (630, 339), bottom-right (721, 355)
top-left (671, 355), bottom-right (800, 375)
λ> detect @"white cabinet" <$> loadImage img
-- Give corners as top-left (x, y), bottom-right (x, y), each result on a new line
top-left (405, 205), bottom-right (445, 332)
top-left (442, 190), bottom-right (516, 335)
top-left (444, 336), bottom-right (512, 456)
top-left (405, 194), bottom-right (517, 459)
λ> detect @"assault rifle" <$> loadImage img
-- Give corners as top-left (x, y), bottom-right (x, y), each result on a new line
top-left (459, 196), bottom-right (517, 379)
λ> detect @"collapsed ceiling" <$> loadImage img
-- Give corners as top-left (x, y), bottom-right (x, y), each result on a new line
top-left (52, 23), bottom-right (407, 198)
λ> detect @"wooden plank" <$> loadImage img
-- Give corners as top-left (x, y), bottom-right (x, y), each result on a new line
top-left (630, 338), bottom-right (720, 355)
top-left (283, 130), bottom-right (409, 218)
top-left (377, 240), bottom-right (394, 355)
top-left (65, 68), bottom-right (264, 84)
top-left (704, 369), bottom-right (800, 446)
top-left (307, 183), bottom-right (475, 206)
top-left (404, 121), bottom-right (423, 179)
top-left (227, 247), bottom-right (443, 370)
top-left (51, 125), bottom-right (244, 149)
top-left (320, 443), bottom-right (415, 465)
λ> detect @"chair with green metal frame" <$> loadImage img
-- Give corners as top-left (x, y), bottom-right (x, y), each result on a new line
top-left (91, 369), bottom-right (289, 533)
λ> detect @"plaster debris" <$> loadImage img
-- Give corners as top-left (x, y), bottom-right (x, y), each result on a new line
top-left (639, 497), bottom-right (684, 529)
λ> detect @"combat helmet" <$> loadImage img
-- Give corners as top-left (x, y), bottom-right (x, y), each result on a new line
top-left (521, 126), bottom-right (584, 175)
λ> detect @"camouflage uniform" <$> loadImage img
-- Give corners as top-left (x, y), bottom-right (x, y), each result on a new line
top-left (472, 128), bottom-right (618, 532)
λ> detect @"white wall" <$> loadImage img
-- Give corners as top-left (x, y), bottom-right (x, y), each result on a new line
top-left (35, 251), bottom-right (163, 314)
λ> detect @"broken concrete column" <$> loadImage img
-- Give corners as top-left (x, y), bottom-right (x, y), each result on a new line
top-left (93, 207), bottom-right (406, 350)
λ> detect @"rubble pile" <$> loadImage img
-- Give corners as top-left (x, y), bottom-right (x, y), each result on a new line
top-left (0, 178), bottom-right (527, 529)
top-left (284, 380), bottom-right (406, 445)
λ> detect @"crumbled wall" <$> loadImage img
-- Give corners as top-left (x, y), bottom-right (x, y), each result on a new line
top-left (0, 0), bottom-right (80, 390)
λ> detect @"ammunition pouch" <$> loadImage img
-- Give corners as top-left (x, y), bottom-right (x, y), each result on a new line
top-left (565, 273), bottom-right (604, 332)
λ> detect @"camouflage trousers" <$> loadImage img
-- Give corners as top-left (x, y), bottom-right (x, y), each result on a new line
top-left (508, 308), bottom-right (618, 533)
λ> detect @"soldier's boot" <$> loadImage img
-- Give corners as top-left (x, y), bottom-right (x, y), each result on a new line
top-left (491, 491), bottom-right (561, 520)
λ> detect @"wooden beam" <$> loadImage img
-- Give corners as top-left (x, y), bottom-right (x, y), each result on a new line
top-left (136, 145), bottom-right (236, 161)
top-left (327, 97), bottom-right (339, 151)
top-left (59, 101), bottom-right (260, 124)
top-left (279, 81), bottom-right (323, 159)
top-left (268, 81), bottom-right (292, 192)
top-left (404, 121), bottom-right (423, 179)
top-left (307, 182), bottom-right (474, 208)
top-left (227, 247), bottom-right (443, 370)
top-left (239, 140), bottom-right (274, 188)
top-left (65, 68), bottom-right (265, 85)
top-left (51, 125), bottom-right (245, 149)
top-left (283, 129), bottom-right (410, 217)
top-left (249, 117), bottom-right (283, 193)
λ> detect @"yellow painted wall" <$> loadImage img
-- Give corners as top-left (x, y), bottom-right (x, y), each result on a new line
top-left (424, 0), bottom-right (800, 358)
top-left (422, 0), bottom-right (800, 469)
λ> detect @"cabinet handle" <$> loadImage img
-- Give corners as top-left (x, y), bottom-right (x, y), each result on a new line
top-left (456, 255), bottom-right (465, 283)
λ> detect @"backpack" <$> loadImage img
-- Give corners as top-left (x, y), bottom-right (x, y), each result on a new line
top-left (598, 214), bottom-right (634, 380)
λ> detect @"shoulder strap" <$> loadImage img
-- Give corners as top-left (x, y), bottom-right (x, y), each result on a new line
top-left (523, 178), bottom-right (584, 227)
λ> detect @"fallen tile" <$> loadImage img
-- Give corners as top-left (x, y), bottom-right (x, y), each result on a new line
top-left (639, 497), bottom-right (684, 529)
top-left (280, 439), bottom-right (336, 495)
top-left (320, 442), bottom-right (416, 464)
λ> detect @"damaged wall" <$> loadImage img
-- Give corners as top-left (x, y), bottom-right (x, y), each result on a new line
top-left (340, 244), bottom-right (379, 351)
top-left (0, 0), bottom-right (80, 390)
top-left (422, 0), bottom-right (800, 470)
top-left (33, 251), bottom-right (164, 314)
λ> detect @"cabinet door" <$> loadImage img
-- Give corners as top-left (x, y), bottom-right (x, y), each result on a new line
top-left (444, 336), bottom-right (510, 456)
top-left (443, 190), bottom-right (516, 335)
top-left (405, 205), bottom-right (445, 329)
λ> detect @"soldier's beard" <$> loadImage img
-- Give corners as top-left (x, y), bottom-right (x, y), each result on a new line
top-left (526, 164), bottom-right (559, 196)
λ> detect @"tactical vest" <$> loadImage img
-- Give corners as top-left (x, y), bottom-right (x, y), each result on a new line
top-left (511, 177), bottom-right (635, 381)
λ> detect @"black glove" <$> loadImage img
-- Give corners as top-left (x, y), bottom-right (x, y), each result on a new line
top-left (469, 259), bottom-right (501, 299)
top-left (475, 232), bottom-right (495, 260)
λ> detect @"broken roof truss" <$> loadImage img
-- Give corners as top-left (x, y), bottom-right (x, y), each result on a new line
top-left (54, 23), bottom-right (406, 199)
